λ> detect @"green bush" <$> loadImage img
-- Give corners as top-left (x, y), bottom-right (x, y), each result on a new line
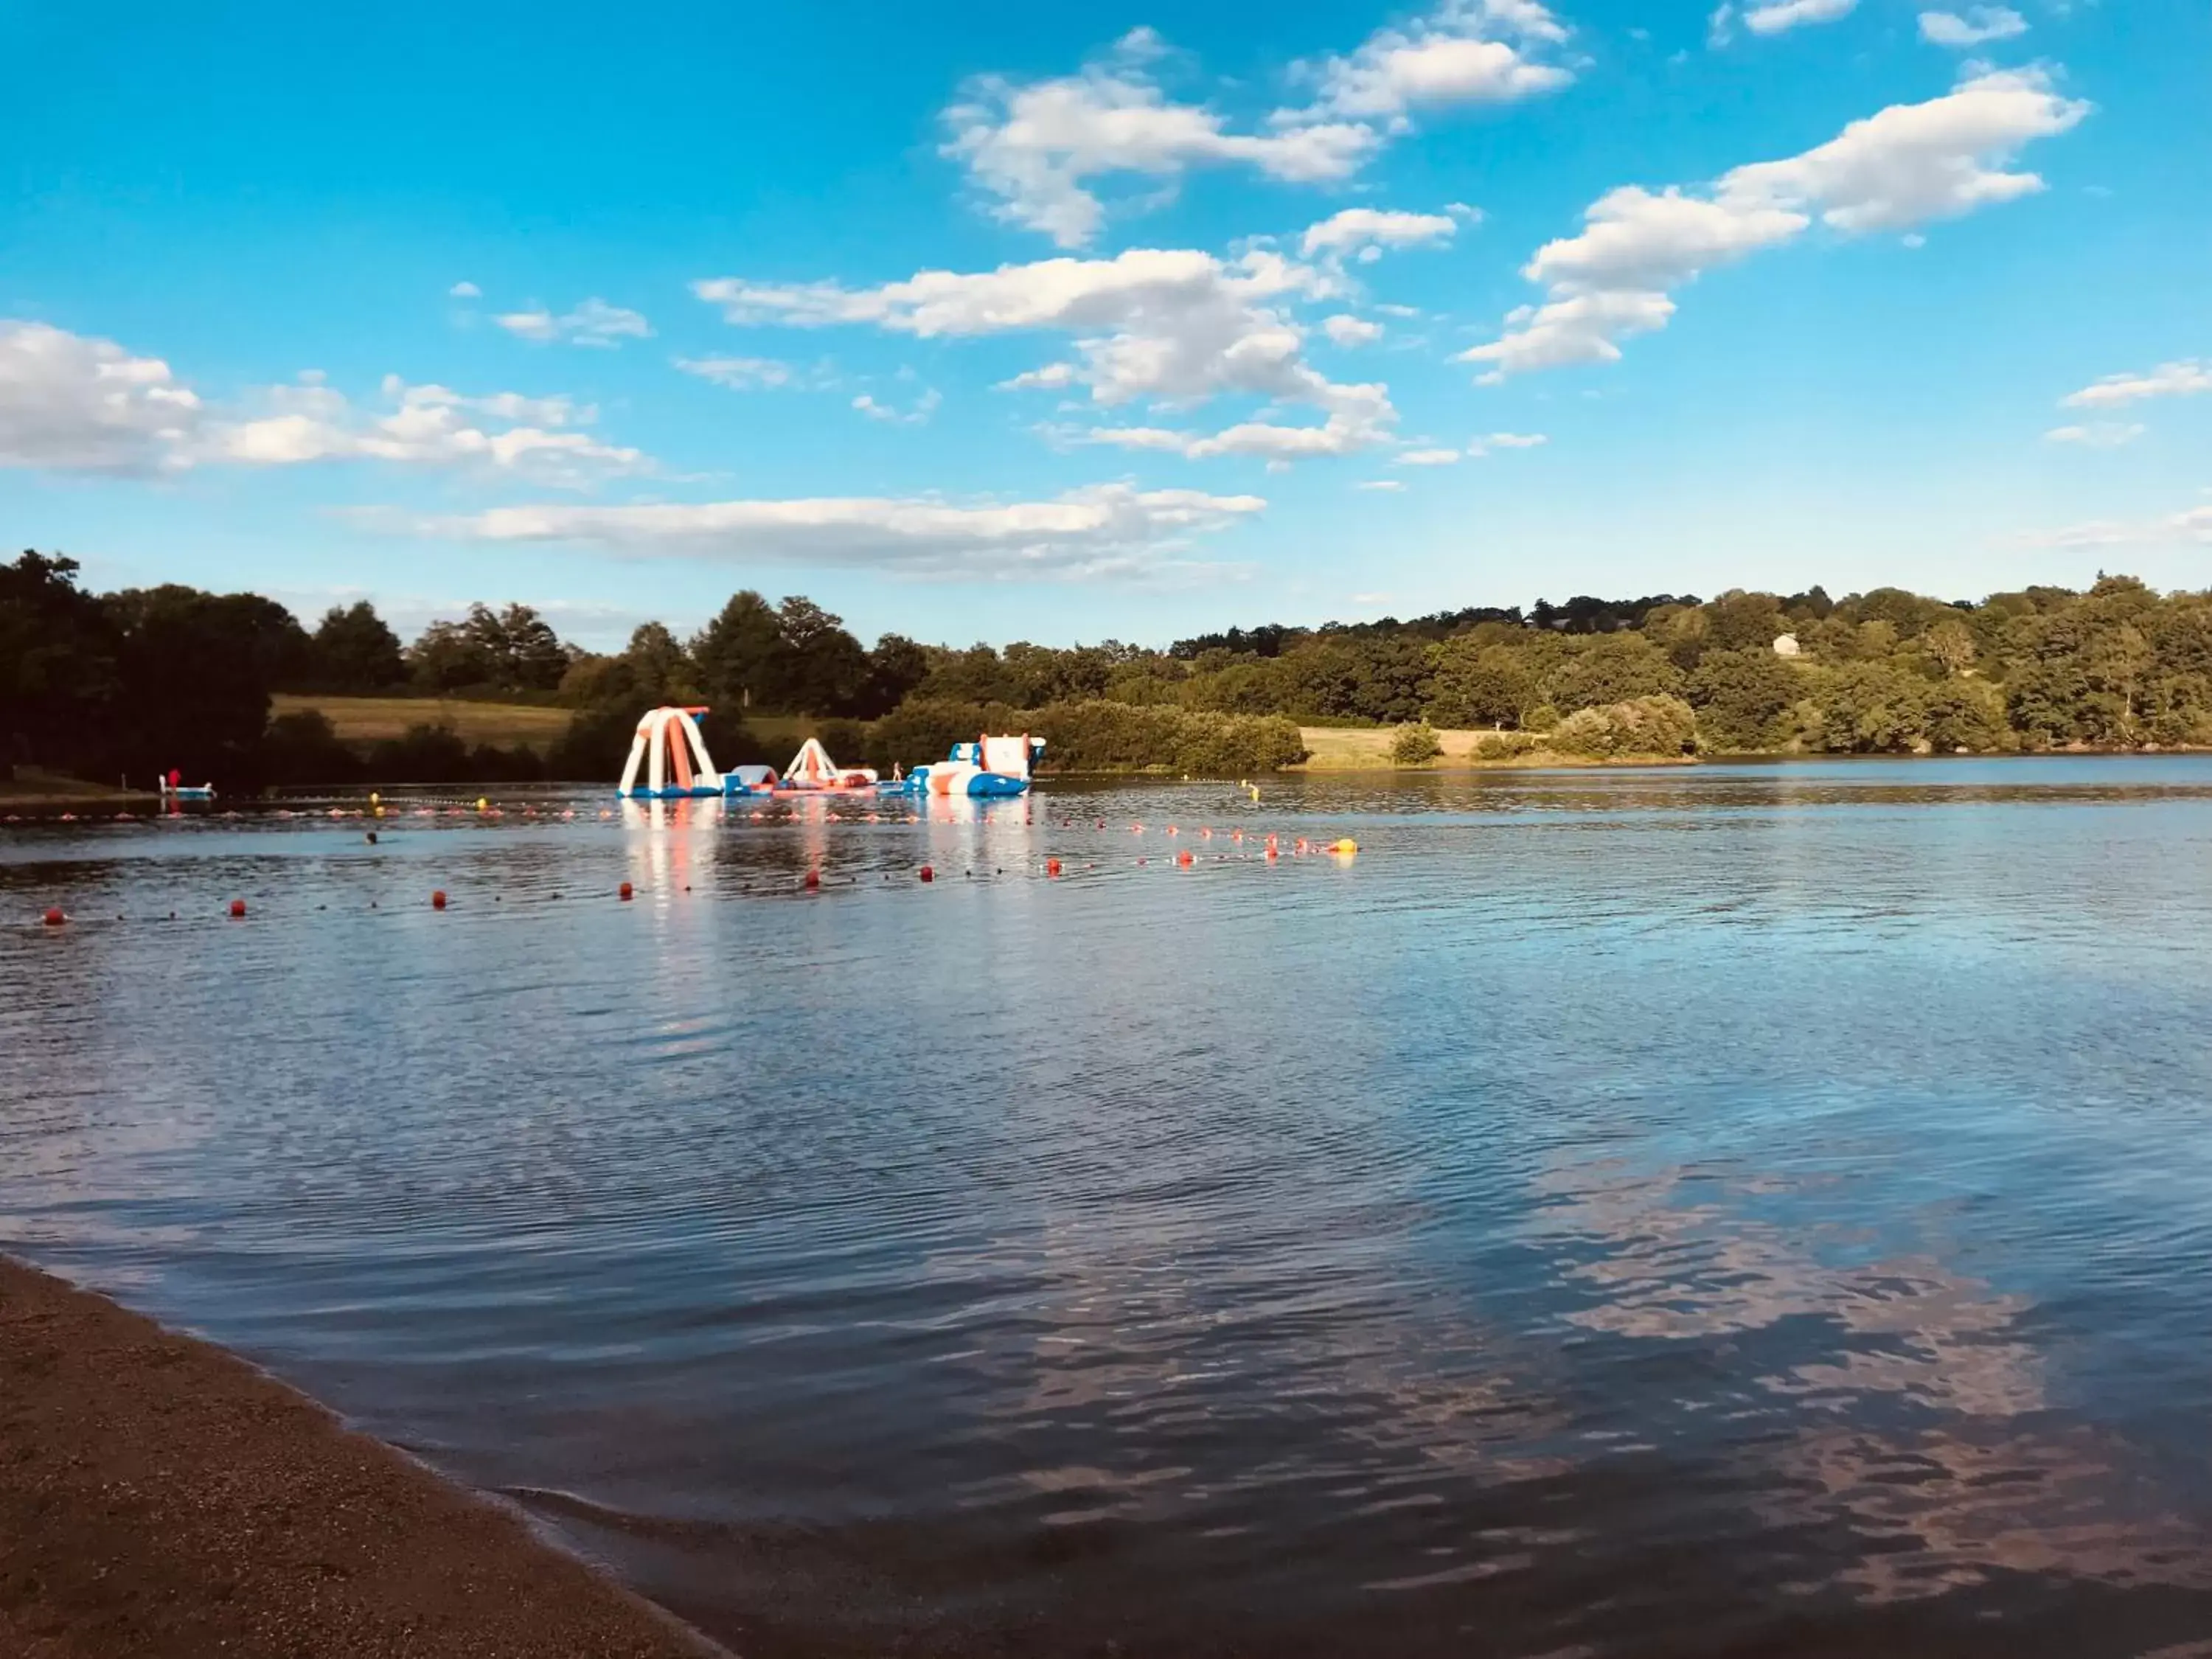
top-left (1391, 723), bottom-right (1444, 765)
top-left (1473, 730), bottom-right (1545, 760)
top-left (261, 709), bottom-right (363, 785)
top-left (1546, 695), bottom-right (1698, 759)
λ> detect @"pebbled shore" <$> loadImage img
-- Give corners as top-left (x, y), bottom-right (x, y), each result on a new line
top-left (0, 1255), bottom-right (722, 1659)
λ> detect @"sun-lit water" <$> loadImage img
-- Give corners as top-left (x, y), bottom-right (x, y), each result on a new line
top-left (9, 757), bottom-right (2212, 1656)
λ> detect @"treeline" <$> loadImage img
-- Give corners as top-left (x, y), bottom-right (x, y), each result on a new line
top-left (7, 548), bottom-right (2211, 793)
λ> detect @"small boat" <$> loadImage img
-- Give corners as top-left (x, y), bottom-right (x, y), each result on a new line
top-left (159, 776), bottom-right (217, 803)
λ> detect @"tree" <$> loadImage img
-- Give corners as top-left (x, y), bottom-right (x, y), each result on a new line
top-left (860, 633), bottom-right (931, 717)
top-left (1542, 633), bottom-right (1683, 714)
top-left (1921, 617), bottom-right (1977, 678)
top-left (0, 552), bottom-right (122, 773)
top-left (1427, 639), bottom-right (1534, 728)
top-left (773, 596), bottom-right (869, 714)
top-left (408, 619), bottom-right (496, 692)
top-left (1687, 648), bottom-right (1802, 751)
top-left (692, 590), bottom-right (785, 710)
top-left (311, 601), bottom-right (404, 692)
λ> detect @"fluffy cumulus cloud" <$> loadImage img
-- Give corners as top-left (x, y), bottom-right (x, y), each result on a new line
top-left (941, 9), bottom-right (1562, 248)
top-left (1355, 478), bottom-right (1405, 491)
top-left (0, 321), bottom-right (204, 473)
top-left (394, 484), bottom-right (1267, 581)
top-left (493, 296), bottom-right (653, 348)
top-left (1323, 313), bottom-right (1385, 347)
top-left (1394, 446), bottom-right (1463, 465)
top-left (1299, 205), bottom-right (1471, 262)
top-left (0, 321), bottom-right (652, 484)
top-left (1463, 70), bottom-right (2087, 378)
top-left (697, 246), bottom-right (1395, 461)
top-left (2043, 422), bottom-right (2143, 448)
top-left (205, 375), bottom-right (647, 484)
top-left (2060, 360), bottom-right (2211, 408)
top-left (1743, 0), bottom-right (1856, 37)
top-left (941, 30), bottom-right (1374, 248)
top-left (1919, 6), bottom-right (2028, 46)
top-left (1470, 431), bottom-right (1548, 452)
top-left (448, 280), bottom-right (483, 299)
top-left (1288, 0), bottom-right (1573, 123)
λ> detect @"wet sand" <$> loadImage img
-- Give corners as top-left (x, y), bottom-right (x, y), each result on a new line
top-left (0, 1255), bottom-right (721, 1659)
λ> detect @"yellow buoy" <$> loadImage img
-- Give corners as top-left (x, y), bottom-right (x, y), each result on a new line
top-left (476, 797), bottom-right (489, 812)
top-left (1329, 838), bottom-right (1358, 855)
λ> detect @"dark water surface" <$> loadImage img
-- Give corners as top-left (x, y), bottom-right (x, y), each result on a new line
top-left (9, 758), bottom-right (2212, 1657)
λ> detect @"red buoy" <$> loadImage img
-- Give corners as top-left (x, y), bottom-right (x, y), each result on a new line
top-left (1046, 858), bottom-right (1062, 877)
top-left (431, 889), bottom-right (448, 910)
top-left (918, 865), bottom-right (935, 883)
top-left (42, 907), bottom-right (64, 927)
top-left (618, 881), bottom-right (633, 901)
top-left (803, 869), bottom-right (821, 890)
top-left (1176, 850), bottom-right (1194, 867)
top-left (229, 899), bottom-right (246, 918)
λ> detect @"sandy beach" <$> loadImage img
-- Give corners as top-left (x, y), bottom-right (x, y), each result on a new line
top-left (0, 1255), bottom-right (720, 1659)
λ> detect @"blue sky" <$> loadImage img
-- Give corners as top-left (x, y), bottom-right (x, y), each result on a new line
top-left (3, 0), bottom-right (2205, 650)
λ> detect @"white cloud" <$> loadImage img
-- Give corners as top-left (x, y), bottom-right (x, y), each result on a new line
top-left (1300, 206), bottom-right (1467, 258)
top-left (2044, 422), bottom-right (2144, 448)
top-left (493, 296), bottom-right (653, 348)
top-left (1394, 446), bottom-right (1464, 465)
top-left (1081, 424), bottom-right (1195, 451)
top-left (697, 246), bottom-right (1394, 459)
top-left (0, 320), bottom-right (203, 473)
top-left (1324, 313), bottom-right (1384, 347)
top-left (448, 280), bottom-right (482, 299)
top-left (1464, 70), bottom-right (2087, 378)
top-left (1289, 0), bottom-right (1573, 122)
top-left (1356, 479), bottom-right (1405, 491)
top-left (1743, 0), bottom-right (1855, 36)
top-left (206, 375), bottom-right (646, 484)
top-left (2061, 360), bottom-right (2211, 408)
top-left (852, 387), bottom-right (942, 425)
top-left (390, 483), bottom-right (1268, 581)
top-left (942, 32), bottom-right (1375, 248)
top-left (675, 355), bottom-right (797, 389)
top-left (1919, 6), bottom-right (2028, 46)
top-left (1470, 431), bottom-right (1548, 453)
top-left (0, 319), bottom-right (645, 483)
top-left (2010, 503), bottom-right (2212, 550)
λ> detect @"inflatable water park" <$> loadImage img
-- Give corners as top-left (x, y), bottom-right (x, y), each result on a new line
top-left (615, 706), bottom-right (1044, 801)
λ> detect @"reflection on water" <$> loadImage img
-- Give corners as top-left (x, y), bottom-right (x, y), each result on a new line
top-left (8, 758), bottom-right (2212, 1656)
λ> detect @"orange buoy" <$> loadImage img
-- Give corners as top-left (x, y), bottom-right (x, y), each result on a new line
top-left (229, 899), bottom-right (246, 918)
top-left (1177, 849), bottom-right (1194, 866)
top-left (919, 865), bottom-right (935, 883)
top-left (431, 889), bottom-right (448, 909)
top-left (42, 907), bottom-right (64, 927)
top-left (619, 881), bottom-right (633, 901)
top-left (1046, 858), bottom-right (1062, 877)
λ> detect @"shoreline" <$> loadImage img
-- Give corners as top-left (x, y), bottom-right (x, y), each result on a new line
top-left (0, 1253), bottom-right (723, 1659)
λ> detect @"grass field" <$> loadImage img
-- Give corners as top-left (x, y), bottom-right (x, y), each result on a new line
top-left (273, 695), bottom-right (574, 748)
top-left (1296, 726), bottom-right (1495, 770)
top-left (1295, 726), bottom-right (1694, 770)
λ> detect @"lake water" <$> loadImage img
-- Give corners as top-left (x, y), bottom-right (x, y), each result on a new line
top-left (8, 758), bottom-right (2212, 1657)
